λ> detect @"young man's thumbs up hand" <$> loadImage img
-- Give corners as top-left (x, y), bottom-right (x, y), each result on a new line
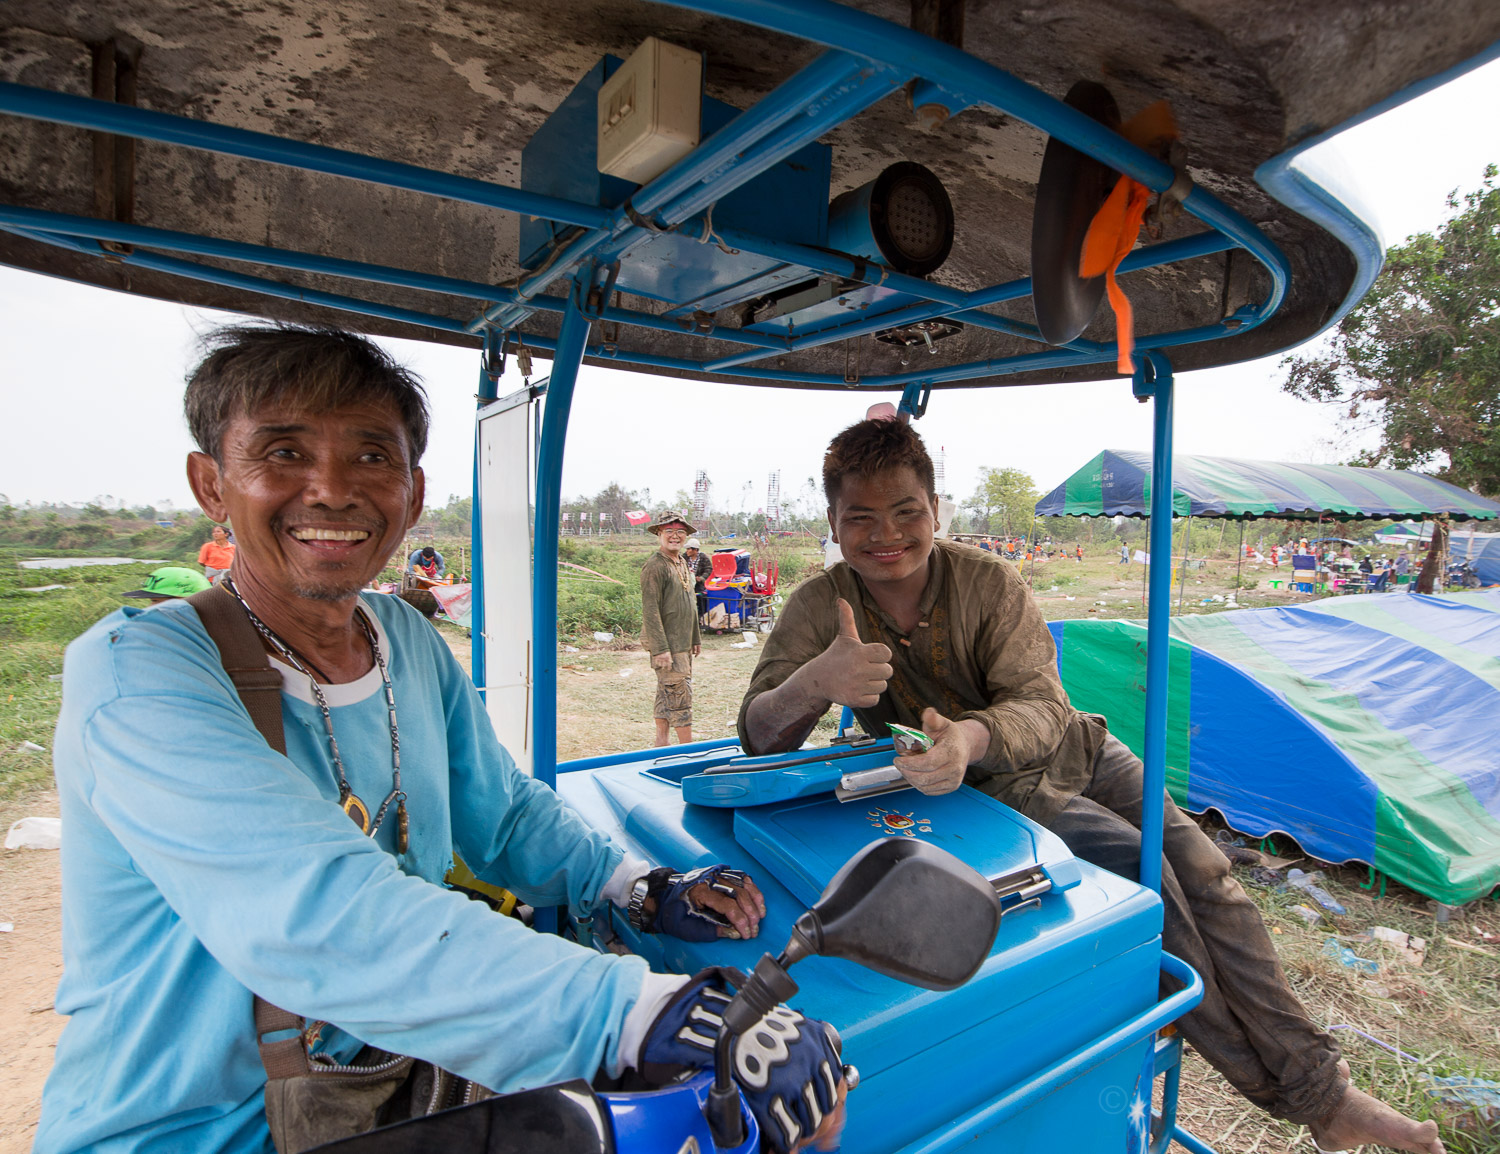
top-left (803, 597), bottom-right (894, 709)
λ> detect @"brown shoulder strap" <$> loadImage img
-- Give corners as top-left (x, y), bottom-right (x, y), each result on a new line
top-left (188, 585), bottom-right (288, 756)
top-left (186, 584), bottom-right (309, 1078)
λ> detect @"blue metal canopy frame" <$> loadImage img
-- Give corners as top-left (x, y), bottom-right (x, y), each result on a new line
top-left (2, 2), bottom-right (1398, 1147)
top-left (0, 0), bottom-right (1293, 389)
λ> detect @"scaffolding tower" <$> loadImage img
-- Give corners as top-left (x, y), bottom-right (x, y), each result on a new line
top-left (692, 469), bottom-right (710, 527)
top-left (935, 447), bottom-right (950, 500)
top-left (766, 471), bottom-right (781, 526)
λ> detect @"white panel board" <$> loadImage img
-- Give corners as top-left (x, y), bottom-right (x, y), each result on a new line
top-left (478, 394), bottom-right (533, 774)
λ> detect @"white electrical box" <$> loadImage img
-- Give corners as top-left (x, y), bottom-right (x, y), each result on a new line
top-left (597, 37), bottom-right (702, 185)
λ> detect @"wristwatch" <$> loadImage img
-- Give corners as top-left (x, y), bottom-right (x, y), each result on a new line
top-left (626, 874), bottom-right (655, 933)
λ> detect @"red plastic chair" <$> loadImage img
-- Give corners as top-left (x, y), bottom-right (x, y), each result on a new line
top-left (710, 552), bottom-right (740, 580)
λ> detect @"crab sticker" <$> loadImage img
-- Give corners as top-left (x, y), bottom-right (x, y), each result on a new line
top-left (867, 807), bottom-right (933, 838)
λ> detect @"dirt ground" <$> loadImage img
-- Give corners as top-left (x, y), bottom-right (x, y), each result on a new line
top-left (0, 791), bottom-right (62, 1154)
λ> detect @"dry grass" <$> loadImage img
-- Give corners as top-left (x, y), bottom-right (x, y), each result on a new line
top-left (1166, 826), bottom-right (1500, 1152)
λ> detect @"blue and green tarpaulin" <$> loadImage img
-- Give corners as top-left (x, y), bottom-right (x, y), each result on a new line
top-left (1049, 591), bottom-right (1500, 904)
top-left (1036, 450), bottom-right (1500, 521)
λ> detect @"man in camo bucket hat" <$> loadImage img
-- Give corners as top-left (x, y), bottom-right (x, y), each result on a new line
top-left (642, 511), bottom-right (701, 746)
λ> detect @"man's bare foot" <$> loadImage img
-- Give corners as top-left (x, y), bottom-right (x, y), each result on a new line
top-left (1308, 1082), bottom-right (1444, 1154)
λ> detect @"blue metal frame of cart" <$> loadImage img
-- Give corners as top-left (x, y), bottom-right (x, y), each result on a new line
top-left (0, 1), bottom-right (1414, 1149)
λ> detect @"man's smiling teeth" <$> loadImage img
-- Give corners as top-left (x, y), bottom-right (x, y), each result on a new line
top-left (291, 528), bottom-right (370, 541)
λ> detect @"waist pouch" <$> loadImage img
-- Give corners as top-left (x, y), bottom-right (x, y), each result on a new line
top-left (256, 1001), bottom-right (494, 1154)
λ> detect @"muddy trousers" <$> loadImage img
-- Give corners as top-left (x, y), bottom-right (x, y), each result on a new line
top-left (1047, 735), bottom-right (1344, 1124)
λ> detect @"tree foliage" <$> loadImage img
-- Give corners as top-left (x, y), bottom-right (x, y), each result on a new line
top-left (965, 467), bottom-right (1039, 535)
top-left (1280, 167), bottom-right (1500, 496)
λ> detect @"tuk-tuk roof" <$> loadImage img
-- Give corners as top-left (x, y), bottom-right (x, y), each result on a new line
top-left (2, 0), bottom-right (1498, 389)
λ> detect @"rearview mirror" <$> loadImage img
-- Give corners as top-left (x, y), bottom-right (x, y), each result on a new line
top-left (783, 837), bottom-right (1001, 989)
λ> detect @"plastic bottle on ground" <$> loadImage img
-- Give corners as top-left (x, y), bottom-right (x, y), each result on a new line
top-left (1288, 868), bottom-right (1346, 915)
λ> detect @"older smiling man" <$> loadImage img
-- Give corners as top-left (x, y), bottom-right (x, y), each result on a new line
top-left (37, 327), bottom-right (844, 1154)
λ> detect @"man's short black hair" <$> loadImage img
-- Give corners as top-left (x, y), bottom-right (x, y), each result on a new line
top-left (822, 419), bottom-right (937, 506)
top-left (421, 546), bottom-right (436, 559)
top-left (184, 325), bottom-right (430, 463)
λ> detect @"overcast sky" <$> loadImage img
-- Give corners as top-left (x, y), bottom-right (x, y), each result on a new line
top-left (3, 59), bottom-right (1498, 515)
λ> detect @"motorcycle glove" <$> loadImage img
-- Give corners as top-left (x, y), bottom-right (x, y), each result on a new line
top-left (639, 968), bottom-right (841, 1154)
top-left (637, 864), bottom-right (750, 942)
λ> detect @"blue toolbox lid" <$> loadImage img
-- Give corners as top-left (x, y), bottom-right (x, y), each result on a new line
top-left (733, 786), bottom-right (1082, 908)
top-left (677, 738), bottom-right (898, 807)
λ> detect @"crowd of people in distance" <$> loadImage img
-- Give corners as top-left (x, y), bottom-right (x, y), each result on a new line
top-left (961, 534), bottom-right (1085, 563)
top-left (1251, 537), bottom-right (1411, 592)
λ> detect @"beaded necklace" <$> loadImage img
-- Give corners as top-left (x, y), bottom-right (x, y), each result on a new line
top-left (222, 577), bottom-right (409, 853)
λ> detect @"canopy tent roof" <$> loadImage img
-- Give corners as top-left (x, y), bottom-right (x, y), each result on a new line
top-left (1049, 590), bottom-right (1500, 904)
top-left (1035, 450), bottom-right (1500, 521)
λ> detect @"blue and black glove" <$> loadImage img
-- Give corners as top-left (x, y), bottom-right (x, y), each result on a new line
top-left (640, 968), bottom-right (842, 1153)
top-left (629, 864), bottom-right (758, 942)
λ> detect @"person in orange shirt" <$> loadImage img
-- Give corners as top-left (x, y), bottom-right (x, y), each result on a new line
top-left (198, 524), bottom-right (236, 584)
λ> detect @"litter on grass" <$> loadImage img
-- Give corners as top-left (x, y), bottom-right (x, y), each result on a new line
top-left (4, 817), bottom-right (61, 850)
top-left (1288, 868), bottom-right (1346, 915)
top-left (1420, 1073), bottom-right (1500, 1128)
top-left (1367, 926), bottom-right (1427, 966)
top-left (1322, 937), bottom-right (1379, 973)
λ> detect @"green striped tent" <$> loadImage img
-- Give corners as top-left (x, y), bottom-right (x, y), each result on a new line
top-left (1048, 591), bottom-right (1500, 904)
top-left (1036, 450), bottom-right (1500, 521)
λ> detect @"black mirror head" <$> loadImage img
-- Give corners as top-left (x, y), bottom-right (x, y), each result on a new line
top-left (787, 838), bottom-right (1001, 990)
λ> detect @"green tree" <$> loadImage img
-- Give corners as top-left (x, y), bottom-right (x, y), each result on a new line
top-left (965, 467), bottom-right (1039, 536)
top-left (590, 482), bottom-right (639, 535)
top-left (1280, 167), bottom-right (1500, 497)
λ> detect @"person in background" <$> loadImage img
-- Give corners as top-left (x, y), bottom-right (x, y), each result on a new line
top-left (122, 566), bottom-right (212, 605)
top-left (1074, 544), bottom-right (1083, 563)
top-left (404, 544), bottom-right (446, 590)
top-left (641, 512), bottom-right (702, 747)
top-left (197, 524), bottom-right (236, 583)
top-left (683, 537), bottom-right (712, 618)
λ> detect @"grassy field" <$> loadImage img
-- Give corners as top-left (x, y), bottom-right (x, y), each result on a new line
top-left (3, 534), bottom-right (1496, 1150)
top-left (0, 555), bottom-right (167, 826)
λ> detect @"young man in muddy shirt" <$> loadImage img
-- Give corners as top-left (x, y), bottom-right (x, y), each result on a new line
top-left (736, 417), bottom-right (1443, 1154)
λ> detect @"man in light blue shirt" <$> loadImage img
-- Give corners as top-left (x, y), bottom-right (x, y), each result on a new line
top-left (37, 326), bottom-right (844, 1154)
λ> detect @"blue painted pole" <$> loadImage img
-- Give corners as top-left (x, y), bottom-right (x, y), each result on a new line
top-left (531, 284), bottom-right (592, 792)
top-left (1135, 352), bottom-right (1176, 895)
top-left (470, 331), bottom-right (503, 691)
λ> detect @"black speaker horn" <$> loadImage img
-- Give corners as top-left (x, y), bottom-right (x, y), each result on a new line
top-left (1030, 81), bottom-right (1122, 347)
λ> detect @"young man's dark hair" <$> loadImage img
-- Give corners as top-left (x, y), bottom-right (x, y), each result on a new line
top-left (821, 419), bottom-right (936, 506)
top-left (184, 325), bottom-right (431, 462)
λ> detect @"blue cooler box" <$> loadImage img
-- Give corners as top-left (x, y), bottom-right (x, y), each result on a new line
top-left (556, 745), bottom-right (1165, 1153)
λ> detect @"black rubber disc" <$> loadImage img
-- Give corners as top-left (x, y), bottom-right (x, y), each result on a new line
top-left (1031, 81), bottom-right (1122, 346)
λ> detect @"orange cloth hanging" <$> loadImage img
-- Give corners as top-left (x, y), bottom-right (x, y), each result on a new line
top-left (1079, 102), bottom-right (1179, 374)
